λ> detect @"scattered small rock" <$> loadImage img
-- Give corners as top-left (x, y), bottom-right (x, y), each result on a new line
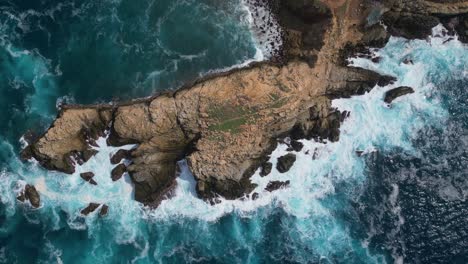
top-left (99, 204), bottom-right (109, 217)
top-left (340, 111), bottom-right (350, 122)
top-left (276, 154), bottom-right (296, 173)
top-left (384, 86), bottom-right (415, 104)
top-left (371, 56), bottom-right (382, 63)
top-left (403, 58), bottom-right (414, 65)
top-left (356, 150), bottom-right (364, 157)
top-left (252, 192), bottom-right (259, 200)
top-left (265, 181), bottom-right (290, 192)
top-left (81, 203), bottom-right (100, 215)
top-left (260, 162), bottom-right (273, 177)
top-left (290, 140), bottom-right (304, 152)
top-left (17, 184), bottom-right (41, 208)
top-left (110, 149), bottom-right (132, 165)
top-left (111, 164), bottom-right (126, 181)
top-left (80, 172), bottom-right (97, 185)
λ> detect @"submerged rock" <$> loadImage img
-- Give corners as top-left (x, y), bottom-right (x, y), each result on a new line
top-left (265, 181), bottom-right (290, 192)
top-left (276, 154), bottom-right (297, 173)
top-left (384, 86), bottom-right (415, 104)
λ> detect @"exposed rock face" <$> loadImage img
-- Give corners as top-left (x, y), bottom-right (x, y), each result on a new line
top-left (21, 0), bottom-right (468, 207)
top-left (17, 184), bottom-right (41, 208)
top-left (277, 154), bottom-right (297, 173)
top-left (384, 86), bottom-right (415, 103)
top-left (381, 0), bottom-right (468, 43)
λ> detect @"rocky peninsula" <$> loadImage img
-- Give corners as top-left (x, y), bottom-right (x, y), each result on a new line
top-left (21, 0), bottom-right (468, 207)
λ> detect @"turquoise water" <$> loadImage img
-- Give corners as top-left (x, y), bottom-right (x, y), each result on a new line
top-left (0, 1), bottom-right (467, 263)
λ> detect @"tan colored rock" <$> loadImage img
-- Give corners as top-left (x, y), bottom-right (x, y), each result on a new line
top-left (22, 0), bottom-right (464, 206)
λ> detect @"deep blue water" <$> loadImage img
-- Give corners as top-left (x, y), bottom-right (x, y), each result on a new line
top-left (0, 1), bottom-right (467, 263)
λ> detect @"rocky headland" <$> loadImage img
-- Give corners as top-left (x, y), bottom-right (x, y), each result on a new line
top-left (21, 0), bottom-right (468, 207)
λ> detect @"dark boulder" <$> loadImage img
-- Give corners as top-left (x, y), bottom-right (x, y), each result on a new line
top-left (110, 149), bottom-right (132, 165)
top-left (111, 164), bottom-right (127, 181)
top-left (265, 181), bottom-right (290, 192)
top-left (276, 154), bottom-right (297, 173)
top-left (81, 203), bottom-right (100, 215)
top-left (439, 13), bottom-right (468, 44)
top-left (260, 162), bottom-right (273, 177)
top-left (80, 172), bottom-right (97, 185)
top-left (25, 184), bottom-right (40, 208)
top-left (252, 192), bottom-right (259, 200)
top-left (383, 12), bottom-right (440, 39)
top-left (99, 204), bottom-right (109, 217)
top-left (290, 140), bottom-right (304, 152)
top-left (384, 86), bottom-right (415, 104)
top-left (82, 149), bottom-right (98, 162)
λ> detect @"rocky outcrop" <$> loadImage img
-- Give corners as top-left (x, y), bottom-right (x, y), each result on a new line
top-left (276, 154), bottom-right (297, 173)
top-left (384, 86), bottom-right (415, 103)
top-left (17, 184), bottom-right (41, 208)
top-left (381, 0), bottom-right (468, 43)
top-left (20, 0), bottom-right (467, 207)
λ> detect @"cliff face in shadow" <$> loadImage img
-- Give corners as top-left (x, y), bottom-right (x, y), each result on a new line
top-left (22, 0), bottom-right (468, 207)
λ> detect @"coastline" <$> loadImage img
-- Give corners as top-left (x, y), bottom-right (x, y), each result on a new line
top-left (21, 0), bottom-right (468, 208)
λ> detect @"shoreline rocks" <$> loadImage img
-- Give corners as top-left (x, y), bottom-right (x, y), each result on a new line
top-left (19, 0), bottom-right (468, 207)
top-left (80, 172), bottom-right (97, 185)
top-left (276, 154), bottom-right (297, 173)
top-left (17, 184), bottom-right (41, 208)
top-left (111, 164), bottom-right (126, 182)
top-left (265, 181), bottom-right (290, 192)
top-left (384, 86), bottom-right (415, 104)
top-left (110, 149), bottom-right (132, 165)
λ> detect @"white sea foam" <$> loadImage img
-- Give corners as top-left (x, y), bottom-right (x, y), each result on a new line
top-left (240, 0), bottom-right (283, 59)
top-left (23, 24), bottom-right (463, 223)
top-left (5, 24), bottom-right (466, 262)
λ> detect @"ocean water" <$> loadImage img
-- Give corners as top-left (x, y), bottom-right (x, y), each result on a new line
top-left (0, 1), bottom-right (467, 263)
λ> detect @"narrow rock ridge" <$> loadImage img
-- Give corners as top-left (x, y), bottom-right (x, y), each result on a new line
top-left (21, 0), bottom-right (467, 207)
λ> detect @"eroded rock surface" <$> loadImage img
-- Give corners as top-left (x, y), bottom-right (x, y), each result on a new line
top-left (21, 0), bottom-right (468, 207)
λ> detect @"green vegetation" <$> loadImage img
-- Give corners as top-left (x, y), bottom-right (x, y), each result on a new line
top-left (207, 103), bottom-right (258, 134)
